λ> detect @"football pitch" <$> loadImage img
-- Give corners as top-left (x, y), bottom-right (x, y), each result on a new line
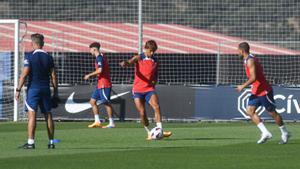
top-left (0, 122), bottom-right (299, 169)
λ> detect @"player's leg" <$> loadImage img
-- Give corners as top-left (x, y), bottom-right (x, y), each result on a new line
top-left (268, 110), bottom-right (290, 144)
top-left (21, 89), bottom-right (39, 149)
top-left (26, 110), bottom-right (36, 148)
top-left (247, 95), bottom-right (272, 144)
top-left (147, 92), bottom-right (172, 138)
top-left (88, 89), bottom-right (102, 128)
top-left (134, 98), bottom-right (149, 126)
top-left (88, 98), bottom-right (102, 127)
top-left (40, 87), bottom-right (55, 148)
top-left (263, 91), bottom-right (290, 144)
top-left (44, 112), bottom-right (55, 148)
top-left (102, 103), bottom-right (115, 128)
top-left (100, 88), bottom-right (115, 128)
top-left (45, 113), bottom-right (54, 142)
top-left (268, 111), bottom-right (283, 126)
top-left (246, 106), bottom-right (261, 124)
top-left (147, 92), bottom-right (161, 124)
top-left (134, 97), bottom-right (150, 134)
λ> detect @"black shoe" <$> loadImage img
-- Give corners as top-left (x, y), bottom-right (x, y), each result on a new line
top-left (19, 143), bottom-right (35, 149)
top-left (48, 143), bottom-right (55, 149)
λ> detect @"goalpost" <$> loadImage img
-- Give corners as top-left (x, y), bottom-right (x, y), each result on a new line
top-left (0, 19), bottom-right (23, 122)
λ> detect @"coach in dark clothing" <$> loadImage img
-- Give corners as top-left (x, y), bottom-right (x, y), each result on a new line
top-left (15, 33), bottom-right (58, 149)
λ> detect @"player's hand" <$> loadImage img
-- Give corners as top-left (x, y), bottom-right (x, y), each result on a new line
top-left (119, 61), bottom-right (128, 68)
top-left (51, 95), bottom-right (61, 108)
top-left (236, 85), bottom-right (244, 92)
top-left (84, 74), bottom-right (90, 80)
top-left (15, 91), bottom-right (20, 101)
top-left (53, 90), bottom-right (59, 98)
top-left (151, 81), bottom-right (157, 85)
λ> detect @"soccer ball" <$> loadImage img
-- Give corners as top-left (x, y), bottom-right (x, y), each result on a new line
top-left (150, 127), bottom-right (163, 140)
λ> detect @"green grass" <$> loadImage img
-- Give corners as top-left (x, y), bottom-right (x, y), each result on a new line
top-left (0, 122), bottom-right (299, 169)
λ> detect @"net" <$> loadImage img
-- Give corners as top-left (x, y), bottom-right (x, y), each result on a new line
top-left (0, 20), bottom-right (26, 121)
top-left (218, 41), bottom-right (300, 86)
top-left (0, 1), bottom-right (300, 121)
top-left (0, 0), bottom-right (299, 87)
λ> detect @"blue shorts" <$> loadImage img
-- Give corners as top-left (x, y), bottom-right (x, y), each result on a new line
top-left (248, 91), bottom-right (276, 112)
top-left (25, 87), bottom-right (52, 113)
top-left (132, 91), bottom-right (155, 103)
top-left (91, 88), bottom-right (111, 104)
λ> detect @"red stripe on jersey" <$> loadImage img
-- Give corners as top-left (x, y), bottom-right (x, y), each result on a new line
top-left (244, 54), bottom-right (272, 96)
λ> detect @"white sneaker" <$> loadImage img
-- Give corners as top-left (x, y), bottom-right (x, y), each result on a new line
top-left (102, 124), bottom-right (115, 129)
top-left (279, 132), bottom-right (291, 145)
top-left (257, 133), bottom-right (272, 144)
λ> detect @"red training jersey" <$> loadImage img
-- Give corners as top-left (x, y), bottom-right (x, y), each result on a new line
top-left (133, 53), bottom-right (158, 93)
top-left (244, 54), bottom-right (272, 96)
top-left (95, 54), bottom-right (112, 89)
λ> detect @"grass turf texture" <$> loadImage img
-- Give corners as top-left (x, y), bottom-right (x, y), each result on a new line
top-left (0, 122), bottom-right (299, 169)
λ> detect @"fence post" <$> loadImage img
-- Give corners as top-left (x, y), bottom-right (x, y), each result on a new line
top-left (216, 42), bottom-right (221, 86)
top-left (138, 0), bottom-right (143, 54)
top-left (14, 19), bottom-right (20, 122)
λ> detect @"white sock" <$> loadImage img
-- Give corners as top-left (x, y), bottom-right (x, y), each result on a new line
top-left (257, 122), bottom-right (270, 135)
top-left (144, 126), bottom-right (150, 133)
top-left (156, 122), bottom-right (162, 129)
top-left (94, 114), bottom-right (100, 123)
top-left (28, 139), bottom-right (34, 145)
top-left (279, 125), bottom-right (288, 135)
top-left (109, 118), bottom-right (114, 125)
top-left (49, 139), bottom-right (54, 144)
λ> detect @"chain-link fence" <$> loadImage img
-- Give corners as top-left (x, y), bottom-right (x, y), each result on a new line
top-left (0, 0), bottom-right (299, 87)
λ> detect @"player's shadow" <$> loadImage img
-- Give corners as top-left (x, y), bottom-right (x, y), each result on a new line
top-left (164, 137), bottom-right (243, 141)
top-left (62, 147), bottom-right (146, 150)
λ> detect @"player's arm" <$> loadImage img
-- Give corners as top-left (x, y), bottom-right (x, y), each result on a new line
top-left (50, 68), bottom-right (58, 97)
top-left (84, 56), bottom-right (103, 80)
top-left (119, 55), bottom-right (140, 68)
top-left (84, 68), bottom-right (102, 80)
top-left (237, 59), bottom-right (256, 92)
top-left (15, 67), bottom-right (30, 101)
top-left (50, 67), bottom-right (61, 108)
top-left (48, 55), bottom-right (58, 97)
top-left (15, 55), bottom-right (31, 101)
top-left (152, 62), bottom-right (159, 85)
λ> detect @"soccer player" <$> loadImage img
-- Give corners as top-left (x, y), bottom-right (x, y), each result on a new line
top-left (237, 42), bottom-right (290, 144)
top-left (84, 42), bottom-right (115, 128)
top-left (119, 40), bottom-right (172, 140)
top-left (15, 33), bottom-right (57, 149)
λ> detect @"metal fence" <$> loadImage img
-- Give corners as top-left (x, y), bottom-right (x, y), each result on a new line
top-left (0, 0), bottom-right (299, 87)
